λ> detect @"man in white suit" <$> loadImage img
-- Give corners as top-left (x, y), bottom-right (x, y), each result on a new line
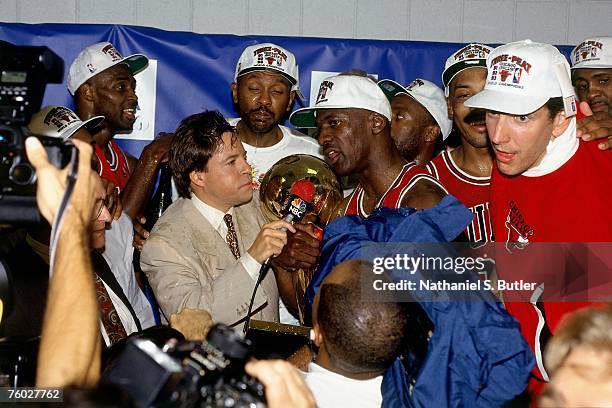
top-left (141, 111), bottom-right (294, 326)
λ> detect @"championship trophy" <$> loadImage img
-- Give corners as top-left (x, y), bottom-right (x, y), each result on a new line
top-left (259, 154), bottom-right (343, 324)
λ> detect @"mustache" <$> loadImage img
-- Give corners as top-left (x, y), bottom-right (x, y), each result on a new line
top-left (248, 106), bottom-right (274, 116)
top-left (463, 109), bottom-right (487, 125)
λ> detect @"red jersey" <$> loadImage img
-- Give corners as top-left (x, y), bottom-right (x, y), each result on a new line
top-left (491, 140), bottom-right (612, 391)
top-left (426, 150), bottom-right (492, 247)
top-left (95, 140), bottom-right (131, 192)
top-left (344, 162), bottom-right (446, 216)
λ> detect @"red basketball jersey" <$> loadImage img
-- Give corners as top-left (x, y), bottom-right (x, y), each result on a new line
top-left (344, 162), bottom-right (446, 216)
top-left (426, 150), bottom-right (493, 247)
top-left (95, 140), bottom-right (131, 192)
top-left (491, 140), bottom-right (612, 391)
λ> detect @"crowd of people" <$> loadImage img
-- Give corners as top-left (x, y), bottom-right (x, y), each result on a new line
top-left (0, 33), bottom-right (611, 407)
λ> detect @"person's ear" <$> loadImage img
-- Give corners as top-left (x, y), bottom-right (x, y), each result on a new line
top-left (551, 111), bottom-right (572, 139)
top-left (231, 82), bottom-right (239, 105)
top-left (446, 98), bottom-right (454, 120)
top-left (313, 323), bottom-right (324, 348)
top-left (286, 90), bottom-right (296, 113)
top-left (369, 112), bottom-right (387, 136)
top-left (189, 170), bottom-right (206, 188)
top-left (424, 125), bottom-right (441, 143)
top-left (79, 83), bottom-right (96, 103)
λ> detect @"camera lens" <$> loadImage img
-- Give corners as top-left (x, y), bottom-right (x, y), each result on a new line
top-left (0, 127), bottom-right (15, 144)
top-left (10, 163), bottom-right (35, 185)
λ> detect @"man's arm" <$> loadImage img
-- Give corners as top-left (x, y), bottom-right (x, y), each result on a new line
top-left (121, 133), bottom-right (173, 219)
top-left (25, 137), bottom-right (101, 388)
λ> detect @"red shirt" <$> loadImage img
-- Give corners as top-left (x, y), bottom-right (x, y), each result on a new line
top-left (344, 162), bottom-right (446, 216)
top-left (426, 150), bottom-right (493, 247)
top-left (95, 140), bottom-right (131, 192)
top-left (491, 140), bottom-right (612, 392)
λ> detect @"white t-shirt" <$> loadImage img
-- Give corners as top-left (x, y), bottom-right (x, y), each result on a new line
top-left (228, 119), bottom-right (323, 190)
top-left (103, 212), bottom-right (157, 342)
top-left (303, 362), bottom-right (383, 408)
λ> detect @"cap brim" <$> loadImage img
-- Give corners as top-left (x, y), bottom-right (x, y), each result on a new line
top-left (122, 54), bottom-right (149, 76)
top-left (571, 63), bottom-right (612, 70)
top-left (377, 79), bottom-right (408, 101)
top-left (290, 105), bottom-right (356, 128)
top-left (289, 107), bottom-right (318, 128)
top-left (442, 60), bottom-right (488, 87)
top-left (237, 67), bottom-right (298, 86)
top-left (66, 115), bottom-right (105, 139)
top-left (464, 89), bottom-right (548, 115)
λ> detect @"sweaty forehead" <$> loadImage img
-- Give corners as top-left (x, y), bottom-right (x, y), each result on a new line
top-left (573, 68), bottom-right (612, 81)
top-left (92, 63), bottom-right (135, 84)
top-left (315, 108), bottom-right (357, 125)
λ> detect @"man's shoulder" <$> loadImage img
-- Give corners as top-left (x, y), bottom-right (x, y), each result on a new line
top-left (279, 125), bottom-right (322, 153)
top-left (150, 198), bottom-right (193, 234)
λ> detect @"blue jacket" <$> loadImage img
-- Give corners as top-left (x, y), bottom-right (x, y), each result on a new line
top-left (306, 195), bottom-right (534, 407)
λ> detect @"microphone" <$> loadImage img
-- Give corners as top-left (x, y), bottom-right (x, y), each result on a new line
top-left (279, 179), bottom-right (316, 225)
top-left (262, 179), bottom-right (316, 268)
top-left (243, 179), bottom-right (316, 334)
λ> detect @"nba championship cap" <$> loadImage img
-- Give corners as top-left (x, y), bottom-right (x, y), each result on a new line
top-left (289, 75), bottom-right (391, 128)
top-left (465, 40), bottom-right (577, 117)
top-left (442, 43), bottom-right (493, 96)
top-left (378, 78), bottom-right (453, 140)
top-left (571, 37), bottom-right (612, 69)
top-left (67, 42), bottom-right (149, 95)
top-left (235, 43), bottom-right (303, 98)
top-left (28, 106), bottom-right (104, 140)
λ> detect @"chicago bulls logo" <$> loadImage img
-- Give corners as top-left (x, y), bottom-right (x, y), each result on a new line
top-left (101, 44), bottom-right (122, 61)
top-left (316, 80), bottom-right (334, 104)
top-left (44, 107), bottom-right (78, 132)
top-left (504, 201), bottom-right (534, 253)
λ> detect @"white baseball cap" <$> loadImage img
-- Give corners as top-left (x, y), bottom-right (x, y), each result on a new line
top-left (378, 78), bottom-right (453, 140)
top-left (67, 42), bottom-right (149, 95)
top-left (289, 74), bottom-right (391, 128)
top-left (28, 106), bottom-right (104, 140)
top-left (464, 40), bottom-right (577, 117)
top-left (235, 43), bottom-right (303, 98)
top-left (571, 37), bottom-right (612, 69)
top-left (442, 43), bottom-right (494, 96)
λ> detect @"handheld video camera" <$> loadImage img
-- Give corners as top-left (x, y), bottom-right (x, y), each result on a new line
top-left (106, 323), bottom-right (267, 408)
top-left (0, 41), bottom-right (69, 224)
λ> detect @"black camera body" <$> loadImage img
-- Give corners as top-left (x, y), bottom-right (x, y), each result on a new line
top-left (0, 41), bottom-right (68, 223)
top-left (107, 324), bottom-right (267, 408)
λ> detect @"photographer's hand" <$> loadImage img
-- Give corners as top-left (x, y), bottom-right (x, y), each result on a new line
top-left (25, 137), bottom-right (97, 224)
top-left (245, 360), bottom-right (315, 408)
top-left (26, 136), bottom-right (102, 388)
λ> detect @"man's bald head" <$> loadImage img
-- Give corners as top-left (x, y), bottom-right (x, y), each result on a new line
top-left (313, 259), bottom-right (409, 374)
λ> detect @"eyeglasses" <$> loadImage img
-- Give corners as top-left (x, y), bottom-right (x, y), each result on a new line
top-left (92, 192), bottom-right (115, 221)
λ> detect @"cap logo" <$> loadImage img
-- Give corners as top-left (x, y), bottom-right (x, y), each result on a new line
top-left (574, 40), bottom-right (603, 63)
top-left (86, 63), bottom-right (96, 73)
top-left (102, 44), bottom-right (123, 62)
top-left (316, 80), bottom-right (334, 104)
top-left (406, 79), bottom-right (425, 91)
top-left (44, 107), bottom-right (78, 132)
top-left (489, 54), bottom-right (532, 87)
top-left (454, 44), bottom-right (491, 62)
top-left (253, 46), bottom-right (288, 70)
